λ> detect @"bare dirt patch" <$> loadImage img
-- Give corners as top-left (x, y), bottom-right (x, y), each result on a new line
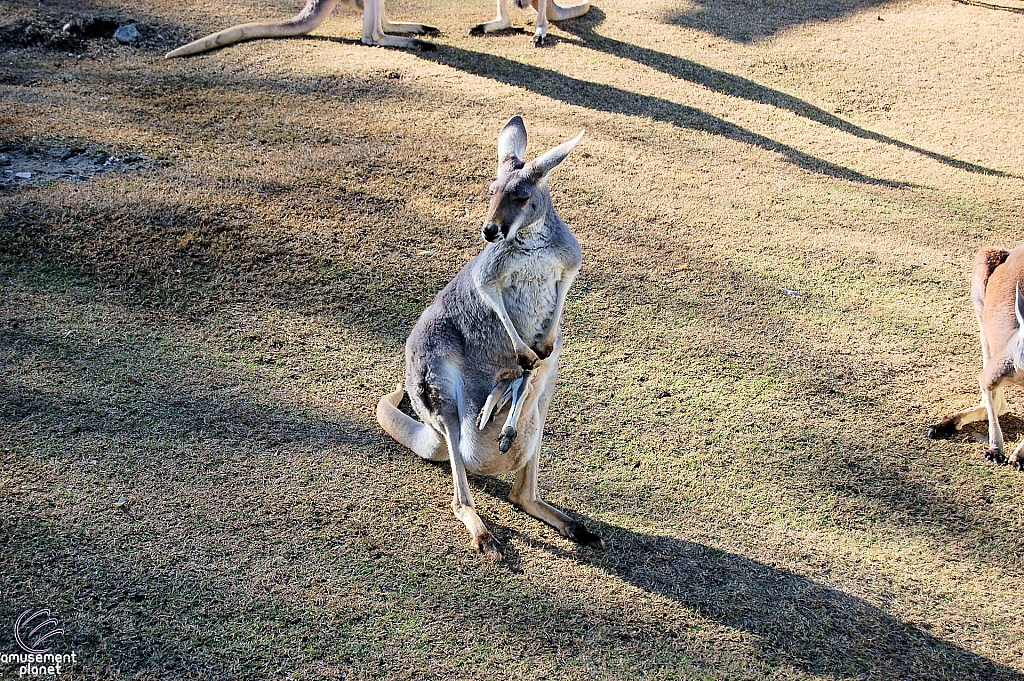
top-left (0, 142), bottom-right (153, 191)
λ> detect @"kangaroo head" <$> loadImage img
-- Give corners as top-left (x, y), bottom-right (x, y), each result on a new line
top-left (482, 116), bottom-right (585, 243)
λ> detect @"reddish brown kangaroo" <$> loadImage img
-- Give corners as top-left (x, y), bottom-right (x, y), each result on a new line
top-left (929, 246), bottom-right (1024, 469)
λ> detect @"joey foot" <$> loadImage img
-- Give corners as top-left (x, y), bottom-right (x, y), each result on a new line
top-left (498, 425), bottom-right (517, 453)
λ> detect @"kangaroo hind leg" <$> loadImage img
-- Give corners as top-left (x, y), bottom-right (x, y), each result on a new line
top-left (438, 409), bottom-right (502, 559)
top-left (928, 388), bottom-right (1008, 440)
top-left (510, 441), bottom-right (603, 548)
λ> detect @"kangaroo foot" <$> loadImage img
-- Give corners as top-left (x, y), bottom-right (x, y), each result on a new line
top-left (564, 520), bottom-right (604, 549)
top-left (986, 448), bottom-right (1007, 465)
top-left (927, 418), bottom-right (958, 439)
top-left (472, 531), bottom-right (503, 560)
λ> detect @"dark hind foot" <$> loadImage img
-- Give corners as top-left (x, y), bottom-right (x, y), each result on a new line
top-left (1010, 452), bottom-right (1024, 471)
top-left (470, 25), bottom-right (527, 36)
top-left (420, 25), bottom-right (440, 35)
top-left (472, 531), bottom-right (503, 560)
top-left (986, 448), bottom-right (1007, 465)
top-left (413, 39), bottom-right (436, 51)
top-left (927, 418), bottom-right (958, 439)
top-left (564, 520), bottom-right (604, 549)
top-left (498, 425), bottom-right (517, 453)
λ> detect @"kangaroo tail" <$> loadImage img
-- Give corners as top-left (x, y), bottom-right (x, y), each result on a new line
top-left (166, 0), bottom-right (340, 58)
top-left (546, 0), bottom-right (590, 22)
top-left (376, 384), bottom-right (446, 461)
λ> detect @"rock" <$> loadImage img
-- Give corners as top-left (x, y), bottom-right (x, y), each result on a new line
top-left (15, 172), bottom-right (32, 179)
top-left (58, 148), bottom-right (75, 161)
top-left (113, 23), bottom-right (138, 44)
top-left (0, 154), bottom-right (10, 167)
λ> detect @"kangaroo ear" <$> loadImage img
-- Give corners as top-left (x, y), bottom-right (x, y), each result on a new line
top-left (527, 129), bottom-right (585, 182)
top-left (498, 115), bottom-right (528, 166)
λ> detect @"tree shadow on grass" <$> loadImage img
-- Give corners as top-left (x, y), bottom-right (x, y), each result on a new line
top-left (557, 7), bottom-right (1010, 177)
top-left (661, 0), bottom-right (896, 43)
top-left (477, 480), bottom-right (1023, 681)
top-left (401, 41), bottom-right (914, 188)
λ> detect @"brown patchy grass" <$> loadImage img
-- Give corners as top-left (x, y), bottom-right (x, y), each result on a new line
top-left (2, 0), bottom-right (1024, 678)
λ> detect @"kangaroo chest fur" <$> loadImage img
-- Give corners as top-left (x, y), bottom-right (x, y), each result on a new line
top-left (499, 248), bottom-right (563, 345)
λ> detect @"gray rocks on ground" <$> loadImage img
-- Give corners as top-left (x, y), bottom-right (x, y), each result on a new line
top-left (113, 23), bottom-right (138, 44)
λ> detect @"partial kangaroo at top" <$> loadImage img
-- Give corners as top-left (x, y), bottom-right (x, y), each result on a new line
top-left (165, 0), bottom-right (590, 56)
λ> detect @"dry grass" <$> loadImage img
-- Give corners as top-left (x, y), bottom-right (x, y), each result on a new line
top-left (2, 0), bottom-right (1024, 678)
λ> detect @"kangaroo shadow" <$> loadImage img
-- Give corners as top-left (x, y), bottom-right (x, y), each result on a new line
top-left (556, 7), bottom-right (1009, 177)
top-left (662, 0), bottom-right (895, 43)
top-left (416, 43), bottom-right (912, 188)
top-left (478, 481), bottom-right (1022, 680)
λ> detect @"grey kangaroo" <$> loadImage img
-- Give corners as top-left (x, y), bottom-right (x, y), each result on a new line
top-left (376, 116), bottom-right (603, 559)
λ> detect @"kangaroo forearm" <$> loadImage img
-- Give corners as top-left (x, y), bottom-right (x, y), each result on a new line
top-left (476, 282), bottom-right (530, 352)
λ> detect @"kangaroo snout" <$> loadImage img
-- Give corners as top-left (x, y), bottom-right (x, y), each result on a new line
top-left (482, 221), bottom-right (508, 242)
